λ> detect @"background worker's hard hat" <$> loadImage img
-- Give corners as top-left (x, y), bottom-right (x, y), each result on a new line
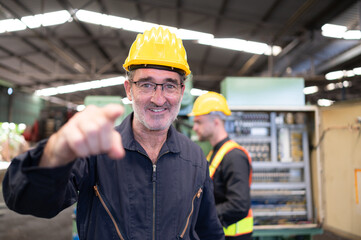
top-left (123, 27), bottom-right (191, 76)
top-left (188, 91), bottom-right (231, 116)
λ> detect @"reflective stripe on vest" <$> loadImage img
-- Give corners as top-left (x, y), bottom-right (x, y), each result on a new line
top-left (207, 140), bottom-right (253, 236)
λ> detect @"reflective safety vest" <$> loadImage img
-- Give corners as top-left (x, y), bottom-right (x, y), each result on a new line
top-left (207, 140), bottom-right (253, 236)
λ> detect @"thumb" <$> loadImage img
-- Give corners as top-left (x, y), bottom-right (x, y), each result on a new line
top-left (102, 104), bottom-right (124, 122)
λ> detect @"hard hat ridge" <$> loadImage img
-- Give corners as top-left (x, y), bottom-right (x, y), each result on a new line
top-left (123, 26), bottom-right (191, 76)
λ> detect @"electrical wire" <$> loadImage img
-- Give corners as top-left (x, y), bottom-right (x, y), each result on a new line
top-left (313, 123), bottom-right (361, 149)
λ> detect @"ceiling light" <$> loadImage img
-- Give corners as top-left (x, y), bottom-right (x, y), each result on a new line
top-left (325, 83), bottom-right (336, 91)
top-left (35, 76), bottom-right (125, 97)
top-left (198, 38), bottom-right (246, 51)
top-left (21, 15), bottom-right (42, 28)
top-left (0, 19), bottom-right (26, 32)
top-left (42, 10), bottom-right (71, 26)
top-left (198, 38), bottom-right (281, 56)
top-left (123, 20), bottom-right (159, 33)
top-left (303, 86), bottom-right (318, 95)
top-left (21, 10), bottom-right (71, 28)
top-left (264, 46), bottom-right (282, 56)
top-left (102, 15), bottom-right (129, 29)
top-left (343, 30), bottom-right (361, 40)
top-left (353, 67), bottom-right (361, 75)
top-left (343, 81), bottom-right (351, 87)
top-left (75, 10), bottom-right (104, 25)
top-left (345, 70), bottom-right (355, 77)
top-left (317, 99), bottom-right (334, 107)
top-left (176, 28), bottom-right (214, 40)
top-left (325, 70), bottom-right (344, 80)
top-left (321, 24), bottom-right (347, 38)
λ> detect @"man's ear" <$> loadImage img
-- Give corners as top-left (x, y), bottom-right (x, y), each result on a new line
top-left (124, 80), bottom-right (132, 101)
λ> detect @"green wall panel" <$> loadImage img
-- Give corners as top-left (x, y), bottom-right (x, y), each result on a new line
top-left (221, 77), bottom-right (305, 107)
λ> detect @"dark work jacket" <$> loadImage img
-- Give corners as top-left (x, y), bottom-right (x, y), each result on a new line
top-left (3, 114), bottom-right (224, 240)
top-left (210, 137), bottom-right (251, 227)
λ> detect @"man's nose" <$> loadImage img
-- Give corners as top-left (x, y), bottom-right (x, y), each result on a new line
top-left (151, 85), bottom-right (167, 105)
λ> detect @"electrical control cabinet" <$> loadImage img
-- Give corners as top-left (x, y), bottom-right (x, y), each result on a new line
top-left (225, 106), bottom-right (318, 227)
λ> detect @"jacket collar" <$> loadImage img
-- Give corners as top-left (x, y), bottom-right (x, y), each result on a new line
top-left (115, 113), bottom-right (181, 154)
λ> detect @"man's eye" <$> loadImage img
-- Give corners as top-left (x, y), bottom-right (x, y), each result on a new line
top-left (164, 84), bottom-right (177, 89)
top-left (140, 83), bottom-right (154, 89)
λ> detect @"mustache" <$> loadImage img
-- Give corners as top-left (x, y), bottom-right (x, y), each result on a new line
top-left (147, 103), bottom-right (170, 108)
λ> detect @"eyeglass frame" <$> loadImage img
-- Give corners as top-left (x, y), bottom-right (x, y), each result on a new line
top-left (129, 80), bottom-right (184, 95)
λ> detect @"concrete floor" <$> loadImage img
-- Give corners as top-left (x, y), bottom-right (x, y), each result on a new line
top-left (0, 202), bottom-right (73, 240)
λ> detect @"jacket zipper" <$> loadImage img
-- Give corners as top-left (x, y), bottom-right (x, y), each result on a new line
top-left (152, 164), bottom-right (156, 240)
top-left (151, 151), bottom-right (169, 240)
top-left (94, 185), bottom-right (124, 240)
top-left (179, 187), bottom-right (203, 239)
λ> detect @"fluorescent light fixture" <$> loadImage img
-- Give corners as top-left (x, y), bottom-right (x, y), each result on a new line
top-left (325, 83), bottom-right (335, 91)
top-left (325, 70), bottom-right (344, 80)
top-left (198, 38), bottom-right (281, 56)
top-left (345, 70), bottom-right (355, 77)
top-left (321, 24), bottom-right (347, 38)
top-left (265, 46), bottom-right (282, 56)
top-left (317, 99), bottom-right (334, 107)
top-left (303, 86), bottom-right (318, 95)
top-left (35, 76), bottom-right (125, 96)
top-left (0, 19), bottom-right (26, 32)
top-left (42, 10), bottom-right (71, 26)
top-left (21, 15), bottom-right (42, 28)
top-left (123, 19), bottom-right (158, 33)
top-left (321, 24), bottom-right (347, 32)
top-left (343, 30), bottom-right (361, 40)
top-left (75, 10), bottom-right (104, 25)
top-left (21, 10), bottom-right (70, 28)
top-left (198, 38), bottom-right (246, 51)
top-left (75, 10), bottom-right (213, 41)
top-left (353, 67), bottom-right (361, 75)
top-left (245, 40), bottom-right (269, 55)
top-left (190, 88), bottom-right (208, 96)
top-left (176, 28), bottom-right (214, 40)
top-left (103, 15), bottom-right (130, 29)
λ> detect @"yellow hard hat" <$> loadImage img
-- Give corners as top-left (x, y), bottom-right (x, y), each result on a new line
top-left (188, 91), bottom-right (231, 116)
top-left (123, 26), bottom-right (191, 76)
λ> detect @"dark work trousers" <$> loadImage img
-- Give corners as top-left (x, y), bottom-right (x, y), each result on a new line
top-left (226, 232), bottom-right (253, 240)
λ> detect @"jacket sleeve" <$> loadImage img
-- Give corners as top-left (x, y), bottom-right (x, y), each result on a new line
top-left (2, 139), bottom-right (85, 218)
top-left (216, 149), bottom-right (251, 227)
top-left (194, 162), bottom-right (225, 240)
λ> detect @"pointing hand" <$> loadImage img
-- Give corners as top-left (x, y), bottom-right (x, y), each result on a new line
top-left (40, 104), bottom-right (125, 168)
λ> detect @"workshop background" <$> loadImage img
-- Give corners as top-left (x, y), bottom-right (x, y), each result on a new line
top-left (0, 0), bottom-right (361, 239)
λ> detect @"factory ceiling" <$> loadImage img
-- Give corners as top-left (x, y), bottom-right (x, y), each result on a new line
top-left (0, 0), bottom-right (361, 107)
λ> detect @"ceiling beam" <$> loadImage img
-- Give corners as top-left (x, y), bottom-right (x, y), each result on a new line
top-left (316, 43), bottom-right (361, 74)
top-left (57, 0), bottom-right (121, 73)
top-left (199, 0), bottom-right (229, 74)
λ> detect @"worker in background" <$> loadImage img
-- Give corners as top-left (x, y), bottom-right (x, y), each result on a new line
top-left (3, 27), bottom-right (224, 240)
top-left (189, 92), bottom-right (253, 240)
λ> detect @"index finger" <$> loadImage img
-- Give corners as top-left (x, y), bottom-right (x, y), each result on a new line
top-left (101, 104), bottom-right (124, 122)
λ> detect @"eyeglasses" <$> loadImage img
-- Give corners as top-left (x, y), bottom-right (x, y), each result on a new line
top-left (130, 80), bottom-right (183, 96)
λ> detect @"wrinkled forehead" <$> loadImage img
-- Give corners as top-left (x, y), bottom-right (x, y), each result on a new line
top-left (131, 68), bottom-right (183, 83)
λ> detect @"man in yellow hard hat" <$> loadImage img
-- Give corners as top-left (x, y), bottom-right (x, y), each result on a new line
top-left (189, 92), bottom-right (253, 240)
top-left (3, 27), bottom-right (225, 240)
